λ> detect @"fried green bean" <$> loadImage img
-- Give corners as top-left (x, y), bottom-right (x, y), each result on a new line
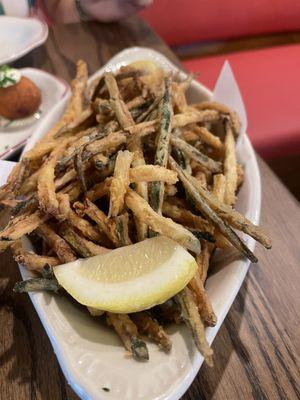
top-left (13, 278), bottom-right (61, 293)
top-left (176, 288), bottom-right (213, 366)
top-left (131, 312), bottom-right (172, 352)
top-left (0, 210), bottom-right (48, 241)
top-left (54, 107), bottom-right (94, 139)
top-left (36, 223), bottom-right (76, 263)
top-left (64, 223), bottom-right (110, 256)
top-left (131, 337), bottom-right (149, 361)
top-left (149, 76), bottom-right (173, 214)
top-left (126, 189), bottom-right (200, 254)
top-left (106, 313), bottom-right (149, 361)
top-left (115, 213), bottom-right (132, 246)
top-left (74, 147), bottom-right (88, 192)
top-left (56, 125), bottom-right (107, 173)
top-left (189, 175), bottom-right (272, 249)
top-left (169, 156), bottom-right (258, 263)
top-left (105, 72), bottom-right (135, 129)
top-left (74, 199), bottom-right (118, 246)
top-left (136, 96), bottom-right (162, 123)
top-left (171, 136), bottom-right (222, 173)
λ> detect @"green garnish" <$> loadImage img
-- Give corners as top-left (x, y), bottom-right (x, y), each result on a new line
top-left (102, 387), bottom-right (110, 392)
top-left (0, 65), bottom-right (19, 88)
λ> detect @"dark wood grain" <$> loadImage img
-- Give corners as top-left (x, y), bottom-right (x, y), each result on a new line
top-left (2, 17), bottom-right (300, 400)
top-left (173, 31), bottom-right (300, 60)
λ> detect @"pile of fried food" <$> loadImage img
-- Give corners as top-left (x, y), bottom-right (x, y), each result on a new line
top-left (0, 60), bottom-right (271, 365)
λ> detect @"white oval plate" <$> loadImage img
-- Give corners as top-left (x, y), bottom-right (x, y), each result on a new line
top-left (0, 68), bottom-right (69, 159)
top-left (0, 16), bottom-right (48, 65)
top-left (17, 47), bottom-right (260, 400)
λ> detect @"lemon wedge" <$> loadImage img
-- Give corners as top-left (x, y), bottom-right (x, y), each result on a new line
top-left (54, 236), bottom-right (197, 314)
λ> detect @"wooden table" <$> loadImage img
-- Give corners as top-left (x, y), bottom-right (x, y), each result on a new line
top-left (1, 17), bottom-right (300, 400)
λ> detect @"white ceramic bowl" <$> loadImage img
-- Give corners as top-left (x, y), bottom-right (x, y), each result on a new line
top-left (0, 16), bottom-right (48, 65)
top-left (0, 68), bottom-right (69, 159)
top-left (17, 47), bottom-right (260, 400)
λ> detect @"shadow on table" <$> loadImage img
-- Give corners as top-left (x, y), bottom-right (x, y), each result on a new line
top-left (183, 277), bottom-right (249, 399)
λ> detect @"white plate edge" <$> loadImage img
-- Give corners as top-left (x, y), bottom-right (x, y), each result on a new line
top-left (0, 16), bottom-right (49, 64)
top-left (19, 47), bottom-right (262, 400)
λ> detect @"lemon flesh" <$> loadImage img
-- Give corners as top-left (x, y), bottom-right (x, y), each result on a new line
top-left (54, 236), bottom-right (197, 314)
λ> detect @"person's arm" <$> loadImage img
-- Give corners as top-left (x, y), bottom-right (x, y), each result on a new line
top-left (41, 0), bottom-right (152, 24)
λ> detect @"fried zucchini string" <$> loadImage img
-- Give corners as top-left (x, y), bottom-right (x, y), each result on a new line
top-left (86, 178), bottom-right (112, 201)
top-left (83, 131), bottom-right (127, 162)
top-left (172, 127), bottom-right (192, 173)
top-left (125, 189), bottom-right (200, 254)
top-left (74, 147), bottom-right (88, 192)
top-left (0, 240), bottom-right (15, 253)
top-left (193, 101), bottom-right (241, 137)
top-left (59, 224), bottom-right (109, 257)
top-left (11, 242), bottom-right (59, 272)
top-left (56, 126), bottom-right (107, 172)
top-left (14, 250), bottom-right (60, 272)
top-left (176, 288), bottom-right (213, 366)
top-left (212, 174), bottom-right (230, 249)
top-left (127, 138), bottom-right (149, 241)
top-left (136, 96), bottom-right (162, 123)
top-left (104, 72), bottom-right (135, 128)
top-left (212, 174), bottom-right (226, 202)
top-left (171, 136), bottom-right (222, 173)
top-left (74, 199), bottom-right (118, 246)
top-left (130, 165), bottom-right (177, 184)
top-left (86, 166), bottom-right (176, 206)
top-left (41, 60), bottom-right (88, 143)
top-left (223, 120), bottom-right (238, 205)
top-left (149, 76), bottom-right (173, 214)
top-left (106, 313), bottom-right (149, 361)
top-left (126, 109), bottom-right (220, 138)
top-left (56, 193), bottom-right (70, 221)
top-left (131, 312), bottom-right (172, 352)
top-left (10, 195), bottom-right (38, 218)
top-left (169, 156), bottom-right (258, 263)
top-left (108, 150), bottom-right (134, 217)
top-left (172, 82), bottom-right (188, 113)
top-left (0, 210), bottom-right (48, 241)
top-left (191, 125), bottom-right (223, 150)
top-left (36, 223), bottom-right (76, 263)
top-left (63, 199), bottom-right (103, 243)
top-left (37, 139), bottom-right (70, 216)
top-left (105, 72), bottom-right (148, 239)
top-left (115, 213), bottom-right (132, 246)
top-left (196, 241), bottom-right (212, 283)
top-left (0, 162), bottom-right (26, 201)
top-left (162, 201), bottom-right (212, 233)
top-left (13, 277), bottom-right (61, 293)
top-left (189, 174), bottom-right (271, 249)
top-left (188, 272), bottom-right (216, 327)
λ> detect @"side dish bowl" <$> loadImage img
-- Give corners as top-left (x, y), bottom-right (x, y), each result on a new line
top-left (17, 47), bottom-right (261, 400)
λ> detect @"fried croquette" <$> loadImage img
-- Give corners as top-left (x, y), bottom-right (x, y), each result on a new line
top-left (0, 76), bottom-right (41, 120)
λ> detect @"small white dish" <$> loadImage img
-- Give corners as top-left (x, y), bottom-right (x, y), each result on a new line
top-left (14, 47), bottom-right (260, 400)
top-left (0, 68), bottom-right (69, 159)
top-left (0, 16), bottom-right (48, 65)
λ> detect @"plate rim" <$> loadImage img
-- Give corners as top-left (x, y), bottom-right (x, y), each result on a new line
top-left (0, 16), bottom-right (49, 65)
top-left (20, 47), bottom-right (261, 400)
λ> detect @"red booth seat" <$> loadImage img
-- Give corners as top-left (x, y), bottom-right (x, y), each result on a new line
top-left (182, 45), bottom-right (300, 158)
top-left (140, 0), bottom-right (300, 47)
